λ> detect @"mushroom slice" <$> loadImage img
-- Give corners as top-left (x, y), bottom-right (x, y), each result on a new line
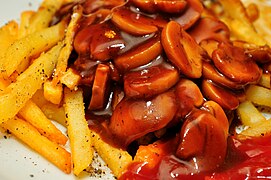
top-left (212, 42), bottom-right (262, 84)
top-left (124, 64), bottom-right (179, 99)
top-left (74, 21), bottom-right (125, 61)
top-left (111, 6), bottom-right (158, 36)
top-left (109, 91), bottom-right (177, 147)
top-left (176, 108), bottom-right (227, 172)
top-left (172, 0), bottom-right (203, 30)
top-left (175, 79), bottom-right (204, 118)
top-left (202, 61), bottom-right (245, 90)
top-left (88, 64), bottom-right (110, 110)
top-left (162, 21), bottom-right (204, 78)
top-left (202, 100), bottom-right (229, 136)
top-left (114, 35), bottom-right (162, 72)
top-left (201, 79), bottom-right (239, 110)
top-left (130, 0), bottom-right (187, 14)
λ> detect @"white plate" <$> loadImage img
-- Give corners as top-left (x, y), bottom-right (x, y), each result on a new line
top-left (0, 1), bottom-right (114, 179)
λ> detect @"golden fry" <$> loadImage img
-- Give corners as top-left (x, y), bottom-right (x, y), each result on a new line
top-left (64, 88), bottom-right (93, 176)
top-left (219, 0), bottom-right (267, 45)
top-left (53, 6), bottom-right (82, 85)
top-left (90, 130), bottom-right (133, 178)
top-left (19, 100), bottom-right (68, 145)
top-left (44, 80), bottom-right (63, 105)
top-left (240, 118), bottom-right (271, 137)
top-left (2, 117), bottom-right (71, 173)
top-left (27, 0), bottom-right (64, 34)
top-left (18, 10), bottom-right (35, 38)
top-left (41, 103), bottom-right (67, 127)
top-left (246, 85), bottom-right (271, 107)
top-left (0, 43), bottom-right (62, 123)
top-left (0, 21), bottom-right (66, 78)
top-left (237, 100), bottom-right (266, 127)
top-left (0, 21), bottom-right (18, 59)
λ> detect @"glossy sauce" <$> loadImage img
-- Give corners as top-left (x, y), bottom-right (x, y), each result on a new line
top-left (120, 135), bottom-right (271, 180)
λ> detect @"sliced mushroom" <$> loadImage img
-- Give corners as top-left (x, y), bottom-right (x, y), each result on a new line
top-left (124, 64), bottom-right (179, 99)
top-left (201, 79), bottom-right (239, 110)
top-left (188, 17), bottom-right (230, 44)
top-left (88, 63), bottom-right (110, 110)
top-left (202, 61), bottom-right (245, 90)
top-left (172, 0), bottom-right (203, 30)
top-left (114, 35), bottom-right (162, 72)
top-left (202, 100), bottom-right (229, 136)
top-left (212, 42), bottom-right (262, 84)
top-left (83, 0), bottom-right (125, 14)
top-left (130, 0), bottom-right (187, 14)
top-left (175, 79), bottom-right (204, 118)
top-left (74, 21), bottom-right (125, 61)
top-left (111, 6), bottom-right (158, 35)
top-left (162, 21), bottom-right (204, 78)
top-left (199, 39), bottom-right (219, 58)
top-left (176, 108), bottom-right (227, 172)
top-left (109, 91), bottom-right (178, 147)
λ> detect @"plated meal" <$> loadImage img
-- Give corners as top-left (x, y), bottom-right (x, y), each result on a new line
top-left (0, 0), bottom-right (271, 179)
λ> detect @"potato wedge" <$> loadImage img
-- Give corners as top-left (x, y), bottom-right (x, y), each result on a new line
top-left (0, 21), bottom-right (66, 78)
top-left (2, 117), bottom-right (71, 173)
top-left (64, 88), bottom-right (93, 176)
top-left (19, 100), bottom-right (68, 145)
top-left (0, 43), bottom-right (62, 123)
top-left (90, 130), bottom-right (132, 178)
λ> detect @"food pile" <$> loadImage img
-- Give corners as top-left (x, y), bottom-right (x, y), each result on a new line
top-left (1, 0), bottom-right (271, 179)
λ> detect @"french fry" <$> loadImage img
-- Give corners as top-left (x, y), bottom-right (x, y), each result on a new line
top-left (64, 88), bottom-right (93, 176)
top-left (53, 6), bottom-right (82, 85)
top-left (90, 130), bottom-right (133, 178)
top-left (60, 68), bottom-right (81, 90)
top-left (258, 73), bottom-right (271, 89)
top-left (44, 80), bottom-right (63, 105)
top-left (240, 118), bottom-right (271, 137)
top-left (18, 100), bottom-right (68, 145)
top-left (246, 85), bottom-right (271, 107)
top-left (16, 10), bottom-right (36, 73)
top-left (2, 117), bottom-right (71, 173)
top-left (31, 89), bottom-right (49, 108)
top-left (0, 20), bottom-right (66, 78)
top-left (219, 0), bottom-right (267, 45)
top-left (0, 21), bottom-right (18, 58)
top-left (41, 103), bottom-right (67, 127)
top-left (18, 10), bottom-right (35, 38)
top-left (0, 43), bottom-right (63, 123)
top-left (27, 0), bottom-right (64, 34)
top-left (237, 100), bottom-right (266, 127)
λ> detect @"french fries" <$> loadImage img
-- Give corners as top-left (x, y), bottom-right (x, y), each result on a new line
top-left (53, 6), bottom-right (82, 85)
top-left (64, 88), bottom-right (93, 176)
top-left (27, 0), bottom-right (64, 34)
top-left (2, 117), bottom-right (71, 173)
top-left (1, 0), bottom-right (271, 179)
top-left (0, 21), bottom-right (66, 78)
top-left (18, 100), bottom-right (68, 145)
top-left (0, 43), bottom-right (62, 123)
